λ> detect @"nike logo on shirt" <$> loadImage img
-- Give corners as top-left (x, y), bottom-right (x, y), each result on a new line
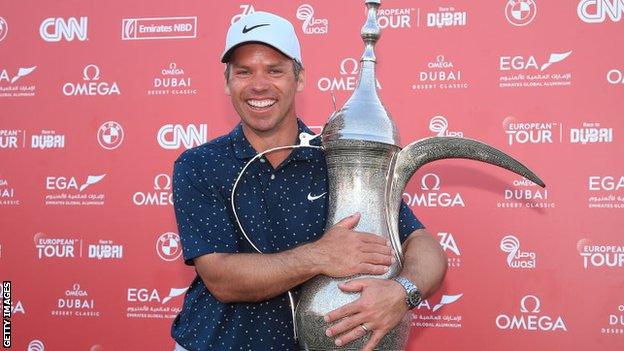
top-left (307, 192), bottom-right (327, 201)
top-left (242, 23), bottom-right (270, 34)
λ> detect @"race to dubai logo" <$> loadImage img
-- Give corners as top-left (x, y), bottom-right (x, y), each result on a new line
top-left (126, 286), bottom-right (187, 319)
top-left (607, 68), bottom-right (624, 85)
top-left (296, 4), bottom-right (328, 35)
top-left (578, 0), bottom-right (624, 23)
top-left (426, 6), bottom-right (467, 28)
top-left (87, 239), bottom-right (123, 260)
top-left (31, 130), bottom-right (65, 149)
top-left (97, 121), bottom-right (124, 150)
top-left (157, 123), bottom-right (207, 149)
top-left (500, 235), bottom-right (536, 268)
top-left (438, 232), bottom-right (461, 268)
top-left (133, 174), bottom-right (172, 206)
top-left (40, 17), bottom-right (88, 42)
top-left (377, 6), bottom-right (415, 29)
top-left (62, 64), bottom-right (120, 96)
top-left (0, 66), bottom-right (37, 97)
top-left (148, 62), bottom-right (196, 96)
top-left (122, 16), bottom-right (197, 40)
top-left (503, 117), bottom-right (559, 146)
top-left (496, 295), bottom-right (567, 332)
top-left (587, 175), bottom-right (624, 208)
top-left (577, 238), bottom-right (624, 268)
top-left (231, 4), bottom-right (256, 24)
top-left (569, 121), bottom-right (613, 144)
top-left (601, 304), bottom-right (624, 335)
top-left (317, 57), bottom-right (381, 92)
top-left (412, 293), bottom-right (463, 328)
top-left (499, 51), bottom-right (573, 88)
top-left (0, 177), bottom-right (19, 206)
top-left (44, 174), bottom-right (106, 206)
top-left (505, 0), bottom-right (537, 26)
top-left (27, 340), bottom-right (45, 351)
top-left (429, 116), bottom-right (464, 137)
top-left (52, 283), bottom-right (99, 317)
top-left (498, 176), bottom-right (553, 209)
top-left (412, 55), bottom-right (468, 91)
top-left (403, 173), bottom-right (465, 208)
top-left (0, 17), bottom-right (7, 42)
top-left (156, 232), bottom-right (182, 261)
top-left (34, 232), bottom-right (122, 260)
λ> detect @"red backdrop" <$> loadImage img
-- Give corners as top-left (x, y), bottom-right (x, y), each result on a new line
top-left (1, 0), bottom-right (623, 350)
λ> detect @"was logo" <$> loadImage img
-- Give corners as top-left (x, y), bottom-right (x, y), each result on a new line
top-left (0, 17), bottom-right (7, 42)
top-left (429, 116), bottom-right (464, 137)
top-left (296, 4), bottom-right (328, 34)
top-left (500, 235), bottom-right (536, 269)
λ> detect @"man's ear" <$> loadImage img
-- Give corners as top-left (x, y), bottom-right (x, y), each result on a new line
top-left (296, 68), bottom-right (305, 92)
top-left (225, 81), bottom-right (231, 96)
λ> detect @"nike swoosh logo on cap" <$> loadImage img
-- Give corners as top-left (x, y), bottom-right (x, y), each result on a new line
top-left (242, 23), bottom-right (270, 34)
top-left (307, 192), bottom-right (327, 201)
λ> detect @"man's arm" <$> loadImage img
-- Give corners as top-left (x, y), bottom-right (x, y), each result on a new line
top-left (195, 213), bottom-right (396, 303)
top-left (324, 228), bottom-right (447, 350)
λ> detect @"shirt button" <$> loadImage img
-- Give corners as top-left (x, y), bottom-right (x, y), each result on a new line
top-left (270, 174), bottom-right (276, 180)
top-left (260, 158), bottom-right (266, 163)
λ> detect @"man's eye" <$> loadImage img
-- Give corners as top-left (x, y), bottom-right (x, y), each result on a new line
top-left (269, 69), bottom-right (283, 74)
top-left (235, 70), bottom-right (250, 75)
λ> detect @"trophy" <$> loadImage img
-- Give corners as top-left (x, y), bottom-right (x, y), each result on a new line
top-left (293, 0), bottom-right (545, 350)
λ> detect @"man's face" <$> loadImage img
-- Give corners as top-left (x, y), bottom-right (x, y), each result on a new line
top-left (225, 43), bottom-right (305, 134)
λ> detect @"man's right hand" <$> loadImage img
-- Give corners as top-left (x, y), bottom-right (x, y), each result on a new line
top-left (309, 213), bottom-right (395, 278)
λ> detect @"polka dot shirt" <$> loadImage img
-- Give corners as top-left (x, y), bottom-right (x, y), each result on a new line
top-left (171, 120), bottom-right (424, 351)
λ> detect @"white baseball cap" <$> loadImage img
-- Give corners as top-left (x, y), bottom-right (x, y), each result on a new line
top-left (221, 11), bottom-right (303, 65)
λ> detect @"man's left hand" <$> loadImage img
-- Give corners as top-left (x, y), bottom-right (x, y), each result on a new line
top-left (324, 278), bottom-right (408, 350)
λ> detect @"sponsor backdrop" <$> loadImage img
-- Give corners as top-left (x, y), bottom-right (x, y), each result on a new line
top-left (1, 0), bottom-right (623, 350)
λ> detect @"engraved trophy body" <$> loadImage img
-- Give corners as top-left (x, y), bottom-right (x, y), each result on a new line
top-left (294, 1), bottom-right (545, 350)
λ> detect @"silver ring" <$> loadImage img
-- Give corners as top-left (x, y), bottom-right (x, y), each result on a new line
top-left (360, 323), bottom-right (369, 333)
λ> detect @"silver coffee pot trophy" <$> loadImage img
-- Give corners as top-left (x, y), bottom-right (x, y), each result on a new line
top-left (293, 0), bottom-right (546, 350)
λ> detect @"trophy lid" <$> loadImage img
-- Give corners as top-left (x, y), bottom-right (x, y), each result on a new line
top-left (322, 0), bottom-right (400, 147)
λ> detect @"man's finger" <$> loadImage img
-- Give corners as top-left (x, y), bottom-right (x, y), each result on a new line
top-left (362, 330), bottom-right (385, 351)
top-left (324, 300), bottom-right (359, 323)
top-left (325, 312), bottom-right (364, 337)
top-left (357, 232), bottom-right (390, 246)
top-left (363, 252), bottom-right (394, 266)
top-left (338, 280), bottom-right (367, 293)
top-left (334, 323), bottom-right (369, 348)
top-left (334, 212), bottom-right (361, 229)
top-left (359, 243), bottom-right (393, 255)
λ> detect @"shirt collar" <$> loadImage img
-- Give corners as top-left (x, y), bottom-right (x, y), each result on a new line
top-left (229, 118), bottom-right (322, 161)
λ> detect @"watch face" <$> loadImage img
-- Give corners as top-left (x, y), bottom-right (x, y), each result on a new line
top-left (408, 290), bottom-right (422, 308)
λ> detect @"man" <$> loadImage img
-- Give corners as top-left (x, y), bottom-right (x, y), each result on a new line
top-left (171, 11), bottom-right (447, 351)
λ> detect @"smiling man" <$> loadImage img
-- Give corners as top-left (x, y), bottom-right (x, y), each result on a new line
top-left (170, 11), bottom-right (447, 351)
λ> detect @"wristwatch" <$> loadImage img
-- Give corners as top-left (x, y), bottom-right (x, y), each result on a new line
top-left (393, 276), bottom-right (422, 309)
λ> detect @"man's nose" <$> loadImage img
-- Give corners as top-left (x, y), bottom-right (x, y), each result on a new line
top-left (249, 72), bottom-right (270, 92)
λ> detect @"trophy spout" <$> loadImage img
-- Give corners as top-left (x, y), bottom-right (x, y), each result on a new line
top-left (387, 136), bottom-right (546, 248)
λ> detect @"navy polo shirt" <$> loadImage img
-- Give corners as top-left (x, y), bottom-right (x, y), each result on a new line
top-left (171, 119), bottom-right (424, 351)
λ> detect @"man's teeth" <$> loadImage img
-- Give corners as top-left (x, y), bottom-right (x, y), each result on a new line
top-left (247, 99), bottom-right (276, 108)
